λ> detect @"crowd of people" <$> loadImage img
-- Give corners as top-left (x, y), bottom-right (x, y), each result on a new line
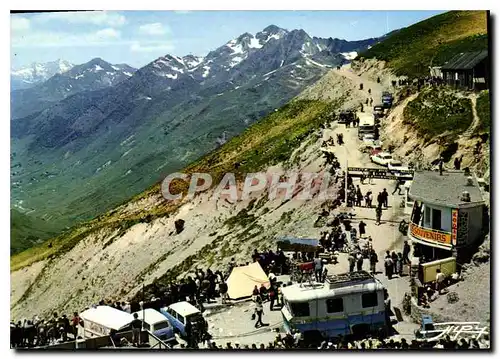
top-left (191, 329), bottom-right (490, 350)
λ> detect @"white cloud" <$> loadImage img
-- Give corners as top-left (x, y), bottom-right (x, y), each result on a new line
top-left (350, 20), bottom-right (359, 27)
top-left (33, 11), bottom-right (126, 27)
top-left (11, 29), bottom-right (122, 48)
top-left (93, 28), bottom-right (121, 40)
top-left (11, 16), bottom-right (30, 32)
top-left (130, 41), bottom-right (175, 53)
top-left (139, 23), bottom-right (169, 36)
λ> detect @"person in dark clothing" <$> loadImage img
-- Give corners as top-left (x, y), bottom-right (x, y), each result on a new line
top-left (402, 241), bottom-right (411, 264)
top-left (259, 284), bottom-right (268, 302)
top-left (369, 249), bottom-right (378, 274)
top-left (355, 186), bottom-right (363, 207)
top-left (377, 192), bottom-right (383, 209)
top-left (375, 206), bottom-right (382, 225)
top-left (381, 188), bottom-right (389, 208)
top-left (131, 313), bottom-right (142, 347)
top-left (268, 284), bottom-right (277, 311)
top-left (358, 221), bottom-right (366, 238)
top-left (392, 180), bottom-right (404, 195)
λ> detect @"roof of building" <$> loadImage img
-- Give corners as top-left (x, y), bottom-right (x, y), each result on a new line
top-left (409, 170), bottom-right (484, 207)
top-left (441, 50), bottom-right (488, 71)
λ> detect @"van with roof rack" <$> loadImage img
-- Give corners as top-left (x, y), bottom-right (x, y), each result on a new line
top-left (280, 271), bottom-right (389, 342)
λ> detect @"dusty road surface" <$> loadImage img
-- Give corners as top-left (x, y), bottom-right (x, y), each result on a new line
top-left (198, 66), bottom-right (418, 347)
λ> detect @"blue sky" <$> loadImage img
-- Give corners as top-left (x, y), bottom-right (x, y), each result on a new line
top-left (11, 10), bottom-right (445, 69)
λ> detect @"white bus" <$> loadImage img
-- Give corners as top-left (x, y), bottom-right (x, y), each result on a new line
top-left (281, 271), bottom-right (388, 341)
top-left (357, 113), bottom-right (376, 139)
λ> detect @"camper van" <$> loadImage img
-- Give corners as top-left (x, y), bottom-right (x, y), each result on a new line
top-left (78, 306), bottom-right (134, 339)
top-left (160, 301), bottom-right (206, 338)
top-left (133, 308), bottom-right (176, 343)
top-left (281, 271), bottom-right (388, 341)
top-left (357, 113), bottom-right (376, 140)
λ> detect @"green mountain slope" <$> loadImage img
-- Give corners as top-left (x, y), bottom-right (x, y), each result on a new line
top-left (11, 98), bottom-right (341, 272)
top-left (10, 210), bottom-right (60, 255)
top-left (359, 10), bottom-right (488, 77)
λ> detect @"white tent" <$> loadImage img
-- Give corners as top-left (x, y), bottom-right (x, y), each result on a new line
top-left (226, 262), bottom-right (270, 300)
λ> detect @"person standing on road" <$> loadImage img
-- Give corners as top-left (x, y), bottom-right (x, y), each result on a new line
top-left (435, 269), bottom-right (446, 294)
top-left (377, 192), bottom-right (383, 209)
top-left (254, 297), bottom-right (267, 328)
top-left (356, 186), bottom-right (363, 207)
top-left (375, 206), bottom-right (382, 225)
top-left (358, 220), bottom-right (367, 238)
top-left (381, 189), bottom-right (389, 208)
top-left (384, 255), bottom-right (394, 279)
top-left (402, 241), bottom-right (411, 264)
top-left (348, 253), bottom-right (356, 272)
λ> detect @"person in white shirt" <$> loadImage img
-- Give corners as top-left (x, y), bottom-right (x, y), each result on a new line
top-left (435, 269), bottom-right (446, 294)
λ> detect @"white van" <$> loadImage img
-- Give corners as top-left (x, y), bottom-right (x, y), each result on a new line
top-left (78, 306), bottom-right (134, 339)
top-left (133, 308), bottom-right (175, 343)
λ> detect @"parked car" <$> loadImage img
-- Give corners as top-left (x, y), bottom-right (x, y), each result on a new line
top-left (370, 152), bottom-right (394, 166)
top-left (133, 308), bottom-right (176, 343)
top-left (160, 301), bottom-right (206, 338)
top-left (362, 134), bottom-right (376, 144)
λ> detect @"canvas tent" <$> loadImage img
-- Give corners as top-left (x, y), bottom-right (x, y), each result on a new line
top-left (226, 262), bottom-right (270, 300)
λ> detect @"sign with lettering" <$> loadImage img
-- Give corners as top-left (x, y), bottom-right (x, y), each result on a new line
top-left (347, 167), bottom-right (414, 180)
top-left (409, 223), bottom-right (452, 246)
top-left (451, 209), bottom-right (458, 246)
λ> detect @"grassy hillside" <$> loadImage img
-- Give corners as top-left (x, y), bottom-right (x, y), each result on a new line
top-left (475, 90), bottom-right (491, 135)
top-left (10, 210), bottom-right (60, 255)
top-left (402, 87), bottom-right (473, 142)
top-left (10, 98), bottom-right (341, 272)
top-left (359, 11), bottom-right (488, 77)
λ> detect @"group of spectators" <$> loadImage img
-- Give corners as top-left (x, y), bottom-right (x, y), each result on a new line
top-left (10, 312), bottom-right (83, 348)
top-left (187, 329), bottom-right (489, 350)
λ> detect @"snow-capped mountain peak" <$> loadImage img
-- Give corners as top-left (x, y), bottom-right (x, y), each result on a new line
top-left (11, 59), bottom-right (75, 90)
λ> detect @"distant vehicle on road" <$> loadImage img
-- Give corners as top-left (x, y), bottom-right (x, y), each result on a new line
top-left (387, 160), bottom-right (410, 173)
top-left (381, 92), bottom-right (393, 109)
top-left (338, 111), bottom-right (355, 124)
top-left (357, 113), bottom-right (375, 139)
top-left (370, 152), bottom-right (394, 166)
top-left (373, 105), bottom-right (385, 118)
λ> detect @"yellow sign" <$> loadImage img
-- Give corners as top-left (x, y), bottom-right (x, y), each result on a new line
top-left (409, 223), bottom-right (452, 245)
top-left (451, 209), bottom-right (458, 246)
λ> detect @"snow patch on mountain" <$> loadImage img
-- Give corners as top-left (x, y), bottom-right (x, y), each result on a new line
top-left (341, 51), bottom-right (358, 60)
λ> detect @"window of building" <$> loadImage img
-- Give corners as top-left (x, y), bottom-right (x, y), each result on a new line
top-left (290, 302), bottom-right (310, 317)
top-left (432, 208), bottom-right (442, 230)
top-left (361, 292), bottom-right (378, 308)
top-left (326, 298), bottom-right (344, 313)
top-left (424, 206), bottom-right (431, 226)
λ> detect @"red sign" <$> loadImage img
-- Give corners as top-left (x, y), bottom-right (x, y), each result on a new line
top-left (451, 209), bottom-right (458, 246)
